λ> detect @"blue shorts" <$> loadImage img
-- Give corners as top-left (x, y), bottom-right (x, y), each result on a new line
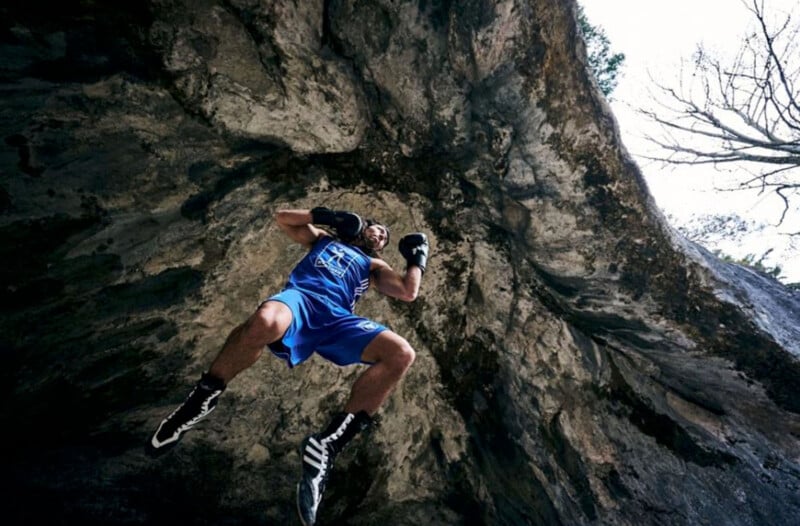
top-left (263, 288), bottom-right (387, 368)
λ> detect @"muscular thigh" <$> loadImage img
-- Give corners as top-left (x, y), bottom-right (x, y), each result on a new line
top-left (249, 299), bottom-right (293, 342)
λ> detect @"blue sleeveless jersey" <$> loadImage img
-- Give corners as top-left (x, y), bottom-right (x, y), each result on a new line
top-left (284, 236), bottom-right (371, 312)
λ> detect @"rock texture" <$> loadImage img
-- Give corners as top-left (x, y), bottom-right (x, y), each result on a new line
top-left (2, 1), bottom-right (799, 525)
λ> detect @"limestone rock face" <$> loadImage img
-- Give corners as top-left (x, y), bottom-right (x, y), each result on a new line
top-left (2, 1), bottom-right (799, 525)
top-left (150, 0), bottom-right (369, 152)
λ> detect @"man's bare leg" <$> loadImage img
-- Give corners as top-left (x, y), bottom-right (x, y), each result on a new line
top-left (344, 330), bottom-right (416, 415)
top-left (149, 301), bottom-right (292, 452)
top-left (297, 330), bottom-right (415, 525)
top-left (208, 301), bottom-right (293, 383)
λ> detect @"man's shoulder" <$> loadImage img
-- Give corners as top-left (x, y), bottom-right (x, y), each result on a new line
top-left (308, 233), bottom-right (332, 248)
top-left (369, 257), bottom-right (390, 272)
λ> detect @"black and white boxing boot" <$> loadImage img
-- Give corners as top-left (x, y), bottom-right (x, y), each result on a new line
top-left (148, 373), bottom-right (226, 453)
top-left (296, 411), bottom-right (372, 525)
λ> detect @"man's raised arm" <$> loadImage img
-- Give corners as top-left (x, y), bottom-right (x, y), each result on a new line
top-left (275, 209), bottom-right (325, 247)
top-left (276, 206), bottom-right (368, 248)
top-left (372, 233), bottom-right (429, 302)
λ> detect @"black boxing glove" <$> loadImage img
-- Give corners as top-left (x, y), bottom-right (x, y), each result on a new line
top-left (311, 206), bottom-right (365, 242)
top-left (398, 233), bottom-right (429, 273)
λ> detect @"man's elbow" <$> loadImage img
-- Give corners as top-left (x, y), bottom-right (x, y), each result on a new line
top-left (399, 288), bottom-right (419, 302)
top-left (275, 210), bottom-right (302, 232)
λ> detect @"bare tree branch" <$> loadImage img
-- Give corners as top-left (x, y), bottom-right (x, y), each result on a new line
top-left (747, 0), bottom-right (800, 119)
top-left (638, 0), bottom-right (800, 225)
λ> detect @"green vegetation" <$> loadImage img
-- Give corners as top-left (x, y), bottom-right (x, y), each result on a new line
top-left (673, 213), bottom-right (798, 290)
top-left (713, 250), bottom-right (799, 290)
top-left (713, 250), bottom-right (782, 279)
top-left (577, 5), bottom-right (626, 97)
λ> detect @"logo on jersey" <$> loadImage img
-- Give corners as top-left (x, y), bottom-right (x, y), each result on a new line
top-left (315, 244), bottom-right (356, 278)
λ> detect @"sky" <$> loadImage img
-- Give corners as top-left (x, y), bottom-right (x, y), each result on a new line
top-left (579, 0), bottom-right (799, 283)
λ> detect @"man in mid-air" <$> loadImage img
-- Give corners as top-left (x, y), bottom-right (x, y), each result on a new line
top-left (148, 206), bottom-right (429, 525)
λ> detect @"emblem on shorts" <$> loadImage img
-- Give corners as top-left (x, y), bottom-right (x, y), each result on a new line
top-left (357, 320), bottom-right (379, 331)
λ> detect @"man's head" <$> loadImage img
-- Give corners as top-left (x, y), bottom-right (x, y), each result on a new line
top-left (360, 220), bottom-right (390, 253)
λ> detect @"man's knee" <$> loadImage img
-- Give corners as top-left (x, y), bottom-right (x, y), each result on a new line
top-left (240, 303), bottom-right (290, 346)
top-left (389, 337), bottom-right (416, 372)
top-left (362, 331), bottom-right (416, 370)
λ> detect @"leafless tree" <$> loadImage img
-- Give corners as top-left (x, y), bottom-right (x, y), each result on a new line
top-left (640, 0), bottom-right (800, 226)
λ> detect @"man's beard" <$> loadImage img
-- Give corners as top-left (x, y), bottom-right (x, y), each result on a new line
top-left (352, 231), bottom-right (380, 253)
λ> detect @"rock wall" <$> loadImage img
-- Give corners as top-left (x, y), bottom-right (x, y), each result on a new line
top-left (2, 1), bottom-right (799, 525)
